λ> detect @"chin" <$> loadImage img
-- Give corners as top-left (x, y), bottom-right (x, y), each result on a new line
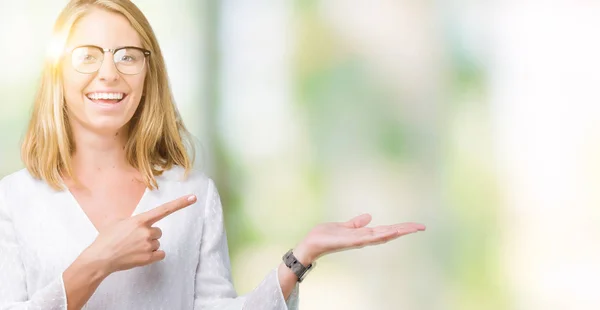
top-left (67, 101), bottom-right (139, 135)
top-left (87, 118), bottom-right (130, 134)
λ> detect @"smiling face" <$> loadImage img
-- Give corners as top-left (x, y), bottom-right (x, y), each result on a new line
top-left (62, 8), bottom-right (147, 135)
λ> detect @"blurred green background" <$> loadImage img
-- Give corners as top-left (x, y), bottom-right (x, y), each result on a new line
top-left (3, 1), bottom-right (600, 309)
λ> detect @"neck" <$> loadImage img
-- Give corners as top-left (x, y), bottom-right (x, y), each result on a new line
top-left (69, 123), bottom-right (133, 177)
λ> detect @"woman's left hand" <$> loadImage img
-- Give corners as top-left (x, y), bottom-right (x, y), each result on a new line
top-left (292, 214), bottom-right (426, 264)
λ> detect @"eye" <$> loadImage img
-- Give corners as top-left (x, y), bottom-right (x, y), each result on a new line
top-left (120, 55), bottom-right (137, 62)
top-left (82, 54), bottom-right (97, 62)
top-left (72, 47), bottom-right (101, 65)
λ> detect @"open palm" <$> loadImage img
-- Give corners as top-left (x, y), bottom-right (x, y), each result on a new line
top-left (296, 214), bottom-right (425, 263)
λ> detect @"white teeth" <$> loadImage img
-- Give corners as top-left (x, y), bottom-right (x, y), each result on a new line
top-left (87, 92), bottom-right (125, 100)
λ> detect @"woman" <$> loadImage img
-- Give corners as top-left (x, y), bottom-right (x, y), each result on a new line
top-left (0, 0), bottom-right (426, 309)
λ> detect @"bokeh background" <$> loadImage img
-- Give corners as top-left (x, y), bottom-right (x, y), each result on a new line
top-left (2, 1), bottom-right (600, 309)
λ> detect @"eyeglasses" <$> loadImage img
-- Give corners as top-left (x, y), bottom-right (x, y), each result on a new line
top-left (69, 45), bottom-right (151, 75)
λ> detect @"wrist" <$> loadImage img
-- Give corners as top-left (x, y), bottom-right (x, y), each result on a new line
top-left (78, 247), bottom-right (112, 280)
top-left (292, 240), bottom-right (317, 265)
top-left (62, 248), bottom-right (110, 310)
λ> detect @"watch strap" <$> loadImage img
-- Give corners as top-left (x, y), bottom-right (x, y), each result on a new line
top-left (282, 249), bottom-right (314, 283)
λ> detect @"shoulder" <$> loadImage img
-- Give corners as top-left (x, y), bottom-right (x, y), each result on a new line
top-left (0, 168), bottom-right (48, 214)
top-left (154, 165), bottom-right (218, 200)
top-left (156, 165), bottom-right (214, 188)
top-left (0, 168), bottom-right (45, 197)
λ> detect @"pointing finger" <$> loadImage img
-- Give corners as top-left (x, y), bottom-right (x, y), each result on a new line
top-left (137, 194), bottom-right (197, 225)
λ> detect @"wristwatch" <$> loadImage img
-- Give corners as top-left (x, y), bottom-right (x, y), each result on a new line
top-left (282, 249), bottom-right (315, 283)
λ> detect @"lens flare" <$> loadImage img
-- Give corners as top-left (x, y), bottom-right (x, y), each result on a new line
top-left (45, 33), bottom-right (67, 65)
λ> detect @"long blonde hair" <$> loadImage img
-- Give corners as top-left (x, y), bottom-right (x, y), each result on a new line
top-left (22, 0), bottom-right (194, 191)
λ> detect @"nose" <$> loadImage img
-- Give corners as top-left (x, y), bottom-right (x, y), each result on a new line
top-left (97, 53), bottom-right (120, 82)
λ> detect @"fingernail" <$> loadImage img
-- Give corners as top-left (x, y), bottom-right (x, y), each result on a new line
top-left (188, 195), bottom-right (197, 202)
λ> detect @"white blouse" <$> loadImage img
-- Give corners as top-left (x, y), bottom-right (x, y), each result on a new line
top-left (0, 167), bottom-right (299, 310)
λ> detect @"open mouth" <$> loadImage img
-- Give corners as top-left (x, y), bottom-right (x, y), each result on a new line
top-left (86, 92), bottom-right (128, 105)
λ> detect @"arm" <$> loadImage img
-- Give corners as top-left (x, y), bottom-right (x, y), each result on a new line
top-left (193, 180), bottom-right (298, 310)
top-left (0, 184), bottom-right (114, 310)
top-left (61, 254), bottom-right (110, 310)
top-left (61, 193), bottom-right (199, 309)
top-left (0, 188), bottom-right (66, 309)
top-left (0, 185), bottom-right (197, 310)
top-left (194, 179), bottom-right (426, 310)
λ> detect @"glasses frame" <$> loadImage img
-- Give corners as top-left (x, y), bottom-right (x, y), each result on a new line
top-left (68, 45), bottom-right (152, 75)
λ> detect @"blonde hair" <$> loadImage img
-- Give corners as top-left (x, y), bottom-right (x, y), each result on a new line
top-left (21, 0), bottom-right (194, 191)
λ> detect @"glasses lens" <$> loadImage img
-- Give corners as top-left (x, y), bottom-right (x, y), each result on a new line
top-left (71, 47), bottom-right (103, 74)
top-left (114, 48), bottom-right (146, 75)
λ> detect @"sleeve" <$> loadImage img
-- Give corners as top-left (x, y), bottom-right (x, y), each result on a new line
top-left (0, 182), bottom-right (68, 310)
top-left (193, 179), bottom-right (300, 310)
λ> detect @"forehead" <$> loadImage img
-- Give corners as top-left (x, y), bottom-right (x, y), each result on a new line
top-left (67, 8), bottom-right (142, 48)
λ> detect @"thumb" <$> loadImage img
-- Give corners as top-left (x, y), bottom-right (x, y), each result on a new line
top-left (345, 213), bottom-right (372, 228)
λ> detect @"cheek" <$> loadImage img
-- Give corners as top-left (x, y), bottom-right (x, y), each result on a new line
top-left (62, 71), bottom-right (91, 105)
top-left (125, 76), bottom-right (146, 106)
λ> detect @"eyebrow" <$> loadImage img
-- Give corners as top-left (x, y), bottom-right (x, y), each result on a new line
top-left (67, 45), bottom-right (151, 55)
top-left (72, 44), bottom-right (144, 49)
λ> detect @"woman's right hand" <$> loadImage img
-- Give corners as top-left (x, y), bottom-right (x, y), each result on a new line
top-left (80, 194), bottom-right (198, 275)
top-left (62, 194), bottom-right (198, 310)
